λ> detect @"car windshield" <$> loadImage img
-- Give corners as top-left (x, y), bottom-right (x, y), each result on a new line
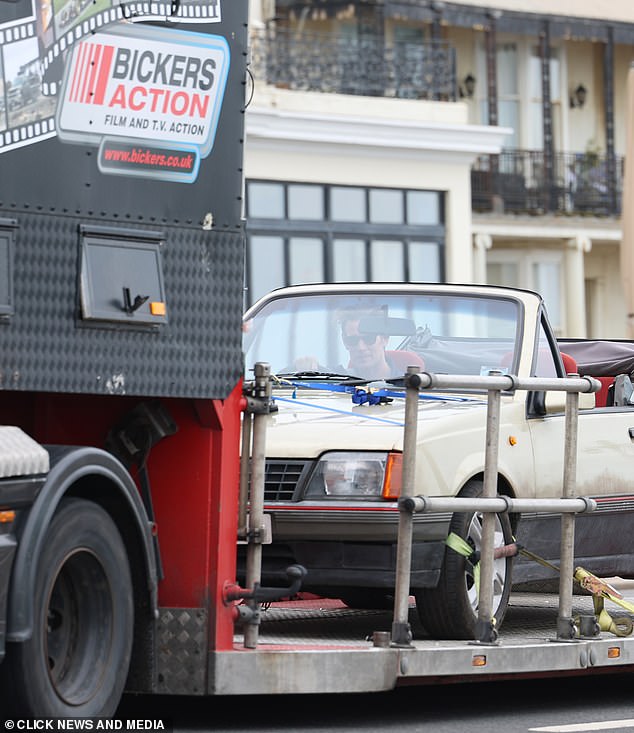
top-left (243, 290), bottom-right (521, 382)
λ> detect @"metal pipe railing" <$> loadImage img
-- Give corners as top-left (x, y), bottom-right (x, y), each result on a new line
top-left (243, 362), bottom-right (272, 649)
top-left (477, 370), bottom-right (503, 642)
top-left (558, 387), bottom-right (580, 640)
top-left (391, 366), bottom-right (423, 646)
top-left (392, 370), bottom-right (600, 646)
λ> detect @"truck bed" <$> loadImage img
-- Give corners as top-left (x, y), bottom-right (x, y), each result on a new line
top-left (250, 590), bottom-right (616, 646)
top-left (220, 584), bottom-right (634, 694)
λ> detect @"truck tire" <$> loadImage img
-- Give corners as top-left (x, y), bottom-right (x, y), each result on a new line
top-left (415, 480), bottom-right (513, 639)
top-left (3, 497), bottom-right (134, 717)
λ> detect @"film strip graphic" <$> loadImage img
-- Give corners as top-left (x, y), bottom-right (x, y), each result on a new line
top-left (0, 1), bottom-right (222, 154)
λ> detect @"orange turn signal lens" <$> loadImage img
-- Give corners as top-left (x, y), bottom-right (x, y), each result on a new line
top-left (608, 647), bottom-right (621, 659)
top-left (150, 301), bottom-right (166, 316)
top-left (0, 510), bottom-right (16, 523)
top-left (472, 655), bottom-right (487, 667)
top-left (382, 452), bottom-right (403, 499)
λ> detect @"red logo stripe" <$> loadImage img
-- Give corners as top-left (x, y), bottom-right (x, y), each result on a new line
top-left (68, 42), bottom-right (114, 105)
top-left (92, 44), bottom-right (114, 105)
top-left (69, 41), bottom-right (89, 103)
top-left (79, 43), bottom-right (97, 104)
top-left (83, 43), bottom-right (102, 104)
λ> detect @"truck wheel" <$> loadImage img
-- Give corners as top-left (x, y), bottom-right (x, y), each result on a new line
top-left (415, 480), bottom-right (513, 639)
top-left (3, 498), bottom-right (134, 717)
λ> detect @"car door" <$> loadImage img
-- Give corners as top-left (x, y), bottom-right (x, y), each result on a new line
top-left (524, 319), bottom-right (634, 576)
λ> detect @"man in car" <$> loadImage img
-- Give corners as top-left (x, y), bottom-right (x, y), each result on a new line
top-left (340, 315), bottom-right (394, 380)
top-left (340, 312), bottom-right (424, 380)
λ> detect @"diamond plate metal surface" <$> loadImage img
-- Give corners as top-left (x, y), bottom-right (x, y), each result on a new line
top-left (0, 214), bottom-right (244, 398)
top-left (235, 592), bottom-right (620, 648)
top-left (157, 607), bottom-right (208, 695)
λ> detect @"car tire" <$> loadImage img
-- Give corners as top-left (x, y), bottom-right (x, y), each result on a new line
top-left (415, 479), bottom-right (513, 640)
top-left (2, 498), bottom-right (134, 717)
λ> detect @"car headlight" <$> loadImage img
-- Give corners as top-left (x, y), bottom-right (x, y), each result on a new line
top-left (304, 451), bottom-right (402, 500)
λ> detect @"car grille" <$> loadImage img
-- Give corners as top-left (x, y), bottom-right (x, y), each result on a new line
top-left (263, 459), bottom-right (313, 501)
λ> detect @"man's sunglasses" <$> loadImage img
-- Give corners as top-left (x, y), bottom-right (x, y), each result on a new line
top-left (342, 333), bottom-right (379, 348)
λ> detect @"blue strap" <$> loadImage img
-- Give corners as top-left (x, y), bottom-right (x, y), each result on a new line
top-left (273, 396), bottom-right (406, 426)
top-left (288, 380), bottom-right (478, 404)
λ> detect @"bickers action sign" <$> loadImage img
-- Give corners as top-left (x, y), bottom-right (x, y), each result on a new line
top-left (56, 22), bottom-right (230, 183)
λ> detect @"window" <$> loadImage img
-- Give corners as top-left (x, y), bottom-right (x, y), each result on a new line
top-left (487, 249), bottom-right (564, 334)
top-left (247, 182), bottom-right (285, 218)
top-left (332, 238), bottom-right (366, 282)
top-left (288, 185), bottom-right (324, 220)
top-left (476, 41), bottom-right (561, 151)
top-left (331, 187), bottom-right (366, 222)
top-left (528, 46), bottom-right (561, 150)
top-left (245, 181), bottom-right (445, 307)
top-left (248, 235), bottom-right (285, 305)
top-left (289, 237), bottom-right (324, 285)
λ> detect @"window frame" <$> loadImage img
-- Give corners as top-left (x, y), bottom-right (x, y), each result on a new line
top-left (245, 181), bottom-right (445, 308)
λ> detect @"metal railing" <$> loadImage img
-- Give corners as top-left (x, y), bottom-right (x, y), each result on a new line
top-left (392, 368), bottom-right (601, 646)
top-left (249, 28), bottom-right (457, 101)
top-left (236, 363), bottom-right (601, 649)
top-left (472, 150), bottom-right (624, 217)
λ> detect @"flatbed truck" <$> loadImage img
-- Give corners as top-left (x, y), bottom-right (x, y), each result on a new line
top-left (0, 0), bottom-right (633, 719)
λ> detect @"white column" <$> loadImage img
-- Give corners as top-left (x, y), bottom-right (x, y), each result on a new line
top-left (473, 233), bottom-right (493, 285)
top-left (564, 236), bottom-right (592, 337)
top-left (249, 0), bottom-right (266, 29)
top-left (445, 179), bottom-right (474, 283)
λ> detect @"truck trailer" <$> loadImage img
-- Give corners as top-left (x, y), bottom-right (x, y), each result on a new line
top-left (1, 0), bottom-right (634, 720)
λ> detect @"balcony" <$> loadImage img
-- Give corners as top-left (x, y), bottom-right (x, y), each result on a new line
top-left (471, 150), bottom-right (624, 217)
top-left (249, 28), bottom-right (457, 100)
top-left (249, 29), bottom-right (623, 219)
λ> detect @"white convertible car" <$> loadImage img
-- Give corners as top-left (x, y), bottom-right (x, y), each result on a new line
top-left (242, 282), bottom-right (634, 639)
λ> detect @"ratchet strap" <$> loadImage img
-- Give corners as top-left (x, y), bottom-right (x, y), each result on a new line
top-left (446, 536), bottom-right (634, 638)
top-left (517, 547), bottom-right (634, 634)
top-left (446, 532), bottom-right (480, 594)
top-left (574, 567), bottom-right (634, 637)
top-left (519, 547), bottom-right (634, 636)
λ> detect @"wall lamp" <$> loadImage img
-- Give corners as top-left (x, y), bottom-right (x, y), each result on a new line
top-left (569, 83), bottom-right (587, 109)
top-left (459, 73), bottom-right (476, 99)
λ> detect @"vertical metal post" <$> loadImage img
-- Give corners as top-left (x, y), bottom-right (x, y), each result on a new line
top-left (244, 362), bottom-right (271, 649)
top-left (557, 384), bottom-right (580, 640)
top-left (238, 408), bottom-right (252, 539)
top-left (476, 372), bottom-right (502, 643)
top-left (391, 367), bottom-right (421, 647)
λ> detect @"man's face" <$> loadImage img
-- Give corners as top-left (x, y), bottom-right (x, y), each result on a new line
top-left (342, 319), bottom-right (388, 375)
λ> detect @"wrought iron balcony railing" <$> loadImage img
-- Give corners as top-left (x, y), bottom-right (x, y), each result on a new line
top-left (471, 150), bottom-right (624, 217)
top-left (249, 28), bottom-right (458, 101)
top-left (249, 30), bottom-right (622, 219)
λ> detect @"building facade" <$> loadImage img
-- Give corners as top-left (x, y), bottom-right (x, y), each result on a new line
top-left (244, 0), bottom-right (634, 338)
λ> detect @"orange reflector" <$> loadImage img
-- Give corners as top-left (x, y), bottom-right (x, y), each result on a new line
top-left (382, 453), bottom-right (403, 499)
top-left (508, 435), bottom-right (517, 446)
top-left (150, 301), bottom-right (166, 316)
top-left (472, 655), bottom-right (487, 667)
top-left (0, 510), bottom-right (15, 523)
top-left (608, 647), bottom-right (621, 659)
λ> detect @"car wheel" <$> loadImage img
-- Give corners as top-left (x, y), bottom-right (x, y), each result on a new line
top-left (415, 479), bottom-right (513, 639)
top-left (2, 498), bottom-right (134, 717)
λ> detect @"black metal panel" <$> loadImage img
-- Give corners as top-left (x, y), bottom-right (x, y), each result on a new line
top-left (0, 2), bottom-right (248, 399)
top-left (0, 213), bottom-right (244, 398)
